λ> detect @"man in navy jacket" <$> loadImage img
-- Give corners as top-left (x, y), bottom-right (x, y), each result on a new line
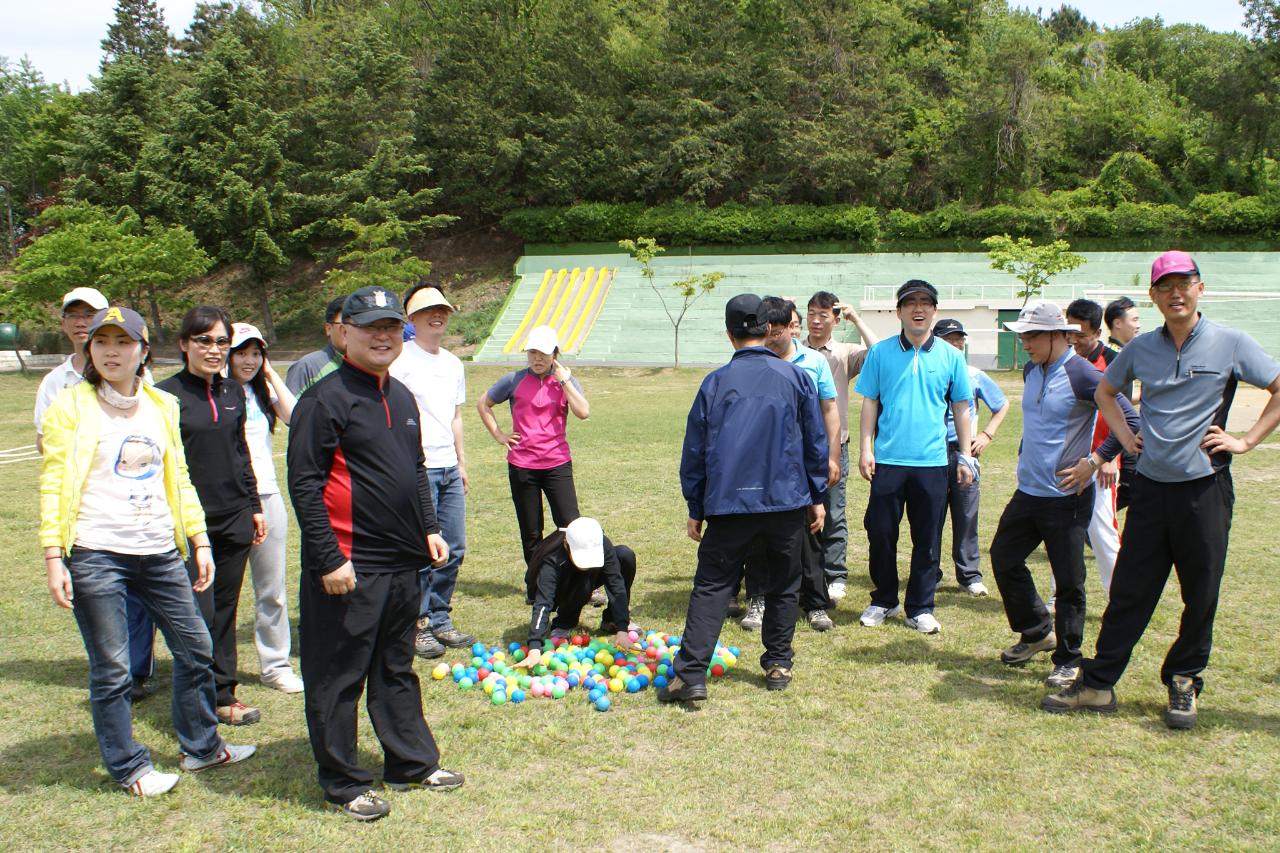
top-left (661, 294), bottom-right (828, 702)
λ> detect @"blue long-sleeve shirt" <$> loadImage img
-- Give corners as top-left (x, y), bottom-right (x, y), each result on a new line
top-left (1017, 349), bottom-right (1139, 498)
top-left (680, 346), bottom-right (828, 520)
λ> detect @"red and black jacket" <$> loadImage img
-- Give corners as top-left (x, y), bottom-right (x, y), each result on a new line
top-left (156, 369), bottom-right (261, 520)
top-left (287, 359), bottom-right (439, 574)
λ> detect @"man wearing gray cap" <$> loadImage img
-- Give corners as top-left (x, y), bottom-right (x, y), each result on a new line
top-left (1044, 251), bottom-right (1280, 728)
top-left (990, 302), bottom-right (1138, 691)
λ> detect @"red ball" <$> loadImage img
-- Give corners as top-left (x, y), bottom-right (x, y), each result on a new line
top-left (477, 667), bottom-right (491, 680)
top-left (646, 661), bottom-right (657, 673)
top-left (711, 663), bottom-right (726, 677)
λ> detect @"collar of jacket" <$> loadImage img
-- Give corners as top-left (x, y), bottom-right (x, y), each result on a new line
top-left (897, 331), bottom-right (936, 351)
top-left (340, 356), bottom-right (391, 389)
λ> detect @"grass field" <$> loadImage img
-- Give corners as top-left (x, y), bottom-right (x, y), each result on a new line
top-left (1, 365), bottom-right (1277, 851)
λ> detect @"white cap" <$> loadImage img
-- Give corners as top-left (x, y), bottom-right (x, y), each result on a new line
top-left (564, 517), bottom-right (604, 569)
top-left (62, 287), bottom-right (109, 312)
top-left (1003, 301), bottom-right (1080, 334)
top-left (524, 325), bottom-right (559, 355)
top-left (405, 286), bottom-right (455, 316)
top-left (231, 322), bottom-right (267, 350)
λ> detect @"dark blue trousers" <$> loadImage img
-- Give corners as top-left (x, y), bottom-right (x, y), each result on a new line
top-left (864, 463), bottom-right (949, 617)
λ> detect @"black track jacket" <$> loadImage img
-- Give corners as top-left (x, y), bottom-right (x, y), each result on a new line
top-left (288, 359), bottom-right (440, 575)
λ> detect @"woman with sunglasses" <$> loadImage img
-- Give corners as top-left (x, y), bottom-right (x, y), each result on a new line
top-left (228, 322), bottom-right (302, 694)
top-left (40, 306), bottom-right (255, 796)
top-left (157, 306), bottom-right (267, 726)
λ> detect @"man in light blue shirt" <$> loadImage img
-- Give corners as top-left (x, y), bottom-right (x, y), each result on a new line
top-left (933, 319), bottom-right (1009, 598)
top-left (854, 281), bottom-right (974, 634)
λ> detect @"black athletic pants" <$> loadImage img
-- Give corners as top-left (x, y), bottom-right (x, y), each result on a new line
top-left (299, 567), bottom-right (441, 804)
top-left (187, 506), bottom-right (254, 707)
top-left (743, 530), bottom-right (830, 611)
top-left (1083, 471), bottom-right (1233, 693)
top-left (989, 488), bottom-right (1093, 667)
top-left (509, 461), bottom-right (580, 568)
top-left (864, 463), bottom-right (948, 617)
top-left (675, 509), bottom-right (806, 686)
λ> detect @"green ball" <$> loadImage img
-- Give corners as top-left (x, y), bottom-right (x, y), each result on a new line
top-left (513, 649), bottom-right (526, 662)
top-left (491, 692), bottom-right (507, 705)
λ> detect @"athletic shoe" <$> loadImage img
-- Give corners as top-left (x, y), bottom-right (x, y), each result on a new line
top-left (1045, 664), bottom-right (1080, 690)
top-left (656, 676), bottom-right (707, 703)
top-left (1164, 675), bottom-right (1198, 730)
top-left (386, 767), bottom-right (465, 792)
top-left (807, 609), bottom-right (833, 632)
top-left (589, 588), bottom-right (607, 607)
top-left (433, 626), bottom-right (476, 648)
top-left (1001, 632), bottom-right (1057, 666)
top-left (262, 671), bottom-right (304, 694)
top-left (740, 597), bottom-right (765, 631)
top-left (327, 791), bottom-right (390, 822)
top-left (764, 667), bottom-right (792, 691)
top-left (414, 623), bottom-right (445, 659)
top-left (859, 603), bottom-right (902, 627)
top-left (130, 677), bottom-right (160, 703)
top-left (726, 597), bottom-right (746, 619)
top-left (125, 768), bottom-right (179, 797)
top-left (966, 581), bottom-right (989, 597)
top-left (905, 612), bottom-right (941, 634)
top-left (827, 580), bottom-right (847, 602)
top-left (549, 627), bottom-right (574, 641)
top-left (1041, 680), bottom-right (1117, 715)
top-left (599, 618), bottom-right (642, 634)
top-left (179, 743), bottom-right (256, 772)
top-left (216, 701), bottom-right (260, 726)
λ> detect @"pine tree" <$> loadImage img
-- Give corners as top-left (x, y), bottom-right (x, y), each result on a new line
top-left (101, 0), bottom-right (173, 70)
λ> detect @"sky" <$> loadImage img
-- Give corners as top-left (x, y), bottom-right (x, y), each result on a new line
top-left (1, 0), bottom-right (1255, 93)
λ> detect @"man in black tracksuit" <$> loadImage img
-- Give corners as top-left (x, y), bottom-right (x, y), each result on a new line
top-left (288, 286), bottom-right (463, 822)
top-left (518, 518), bottom-right (637, 668)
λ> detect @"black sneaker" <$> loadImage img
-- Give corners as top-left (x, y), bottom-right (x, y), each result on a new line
top-left (414, 623), bottom-right (445, 659)
top-left (1164, 675), bottom-right (1198, 730)
top-left (327, 791), bottom-right (390, 822)
top-left (656, 676), bottom-right (708, 703)
top-left (765, 666), bottom-right (792, 691)
top-left (432, 626), bottom-right (476, 648)
top-left (386, 766), bottom-right (465, 792)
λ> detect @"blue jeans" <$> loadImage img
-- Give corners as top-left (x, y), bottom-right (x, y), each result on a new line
top-left (67, 548), bottom-right (224, 785)
top-left (820, 442), bottom-right (850, 582)
top-left (420, 466), bottom-right (466, 629)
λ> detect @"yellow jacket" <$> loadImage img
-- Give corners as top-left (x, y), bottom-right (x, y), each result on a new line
top-left (40, 381), bottom-right (207, 556)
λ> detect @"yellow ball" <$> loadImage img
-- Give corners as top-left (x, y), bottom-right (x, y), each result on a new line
top-left (608, 678), bottom-right (624, 693)
top-left (721, 652), bottom-right (737, 667)
top-left (431, 663), bottom-right (449, 680)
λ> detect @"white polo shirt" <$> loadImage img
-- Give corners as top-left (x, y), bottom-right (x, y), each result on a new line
top-left (34, 356), bottom-right (84, 436)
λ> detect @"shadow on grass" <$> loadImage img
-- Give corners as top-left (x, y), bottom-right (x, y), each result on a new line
top-left (457, 578), bottom-right (526, 601)
top-left (0, 656), bottom-right (88, 690)
top-left (0, 731), bottom-right (112, 793)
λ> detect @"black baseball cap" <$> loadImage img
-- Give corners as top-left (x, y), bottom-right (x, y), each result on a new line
top-left (725, 293), bottom-right (764, 332)
top-left (933, 318), bottom-right (966, 337)
top-left (896, 280), bottom-right (939, 306)
top-left (342, 286), bottom-right (404, 326)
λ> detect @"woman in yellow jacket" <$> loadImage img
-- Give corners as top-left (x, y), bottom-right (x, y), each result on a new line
top-left (40, 306), bottom-right (255, 797)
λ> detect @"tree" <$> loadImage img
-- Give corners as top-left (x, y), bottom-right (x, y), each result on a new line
top-left (322, 215), bottom-right (434, 295)
top-left (101, 0), bottom-right (173, 70)
top-left (982, 234), bottom-right (1085, 305)
top-left (619, 236), bottom-right (723, 368)
top-left (14, 202), bottom-right (209, 313)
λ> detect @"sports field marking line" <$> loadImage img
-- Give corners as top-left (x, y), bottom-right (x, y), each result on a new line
top-left (0, 453), bottom-right (40, 465)
top-left (0, 444), bottom-right (37, 454)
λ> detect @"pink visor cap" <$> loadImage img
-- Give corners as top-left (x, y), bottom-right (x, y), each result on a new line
top-left (1150, 251), bottom-right (1199, 286)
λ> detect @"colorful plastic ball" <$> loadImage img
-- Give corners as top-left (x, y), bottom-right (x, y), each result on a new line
top-left (512, 649), bottom-right (526, 662)
top-left (551, 685), bottom-right (566, 699)
top-left (625, 678), bottom-right (641, 693)
top-left (710, 663), bottom-right (726, 677)
top-left (628, 630), bottom-right (640, 643)
top-left (608, 678), bottom-right (624, 693)
top-left (594, 696), bottom-right (611, 712)
top-left (491, 691), bottom-right (507, 705)
top-left (471, 642), bottom-right (486, 657)
top-left (458, 677), bottom-right (474, 690)
top-left (510, 689), bottom-right (525, 703)
top-left (653, 675), bottom-right (669, 689)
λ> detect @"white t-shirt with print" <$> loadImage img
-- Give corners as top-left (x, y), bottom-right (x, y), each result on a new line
top-left (390, 342), bottom-right (466, 468)
top-left (75, 396), bottom-right (176, 555)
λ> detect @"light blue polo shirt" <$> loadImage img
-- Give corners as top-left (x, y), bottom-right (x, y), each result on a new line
top-left (945, 365), bottom-right (1008, 445)
top-left (1105, 316), bottom-right (1280, 483)
top-left (789, 340), bottom-right (837, 401)
top-left (855, 333), bottom-right (972, 467)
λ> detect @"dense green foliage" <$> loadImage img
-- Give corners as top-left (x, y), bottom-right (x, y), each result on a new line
top-left (2, 1), bottom-right (1280, 324)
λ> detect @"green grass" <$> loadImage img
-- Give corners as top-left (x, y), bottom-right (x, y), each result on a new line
top-left (1, 366), bottom-right (1277, 850)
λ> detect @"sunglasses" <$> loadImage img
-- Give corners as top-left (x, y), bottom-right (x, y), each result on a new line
top-left (190, 335), bottom-right (231, 348)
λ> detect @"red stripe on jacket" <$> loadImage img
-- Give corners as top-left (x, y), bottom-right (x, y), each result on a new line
top-left (323, 447), bottom-right (354, 559)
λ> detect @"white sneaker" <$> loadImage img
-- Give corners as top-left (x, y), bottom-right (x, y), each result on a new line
top-left (263, 671), bottom-right (304, 694)
top-left (740, 597), bottom-right (765, 631)
top-left (859, 604), bottom-right (902, 627)
top-left (827, 580), bottom-right (847, 602)
top-left (179, 743), bottom-right (257, 773)
top-left (906, 612), bottom-right (942, 634)
top-left (125, 768), bottom-right (179, 797)
top-left (966, 582), bottom-right (989, 597)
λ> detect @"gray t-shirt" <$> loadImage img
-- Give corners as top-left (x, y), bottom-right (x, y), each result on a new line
top-left (1105, 317), bottom-right (1280, 483)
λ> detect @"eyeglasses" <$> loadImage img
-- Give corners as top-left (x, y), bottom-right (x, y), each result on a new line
top-left (1151, 278), bottom-right (1199, 294)
top-left (190, 335), bottom-right (231, 348)
top-left (64, 312), bottom-right (97, 322)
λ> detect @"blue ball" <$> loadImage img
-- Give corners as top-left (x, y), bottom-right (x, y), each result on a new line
top-left (567, 673), bottom-right (580, 687)
top-left (625, 678), bottom-right (641, 693)
top-left (471, 642), bottom-right (487, 657)
top-left (594, 696), bottom-right (611, 712)
top-left (589, 687), bottom-right (605, 702)
top-left (729, 646), bottom-right (741, 657)
top-left (510, 689), bottom-right (525, 703)
top-left (653, 675), bottom-right (669, 689)
top-left (508, 641), bottom-right (522, 653)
